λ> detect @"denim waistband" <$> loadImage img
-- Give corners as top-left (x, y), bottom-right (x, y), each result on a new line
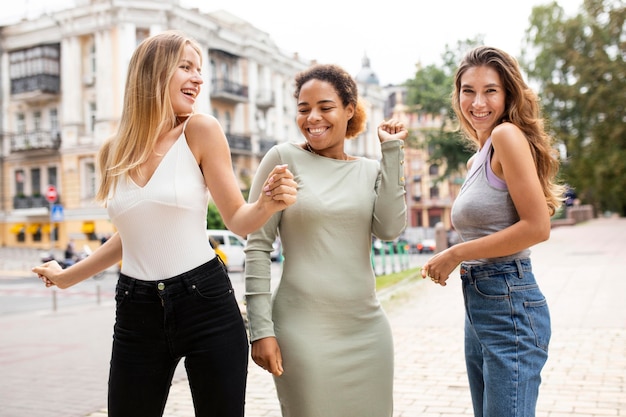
top-left (460, 258), bottom-right (531, 279)
top-left (117, 256), bottom-right (225, 297)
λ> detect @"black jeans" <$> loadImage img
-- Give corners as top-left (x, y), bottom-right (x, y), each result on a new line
top-left (108, 257), bottom-right (248, 417)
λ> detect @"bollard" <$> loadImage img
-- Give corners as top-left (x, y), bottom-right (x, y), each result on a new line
top-left (435, 222), bottom-right (448, 253)
top-left (52, 290), bottom-right (57, 312)
top-left (96, 284), bottom-right (101, 305)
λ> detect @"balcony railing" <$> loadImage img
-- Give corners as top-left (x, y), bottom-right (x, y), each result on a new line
top-left (259, 139), bottom-right (277, 154)
top-left (8, 130), bottom-right (61, 152)
top-left (255, 90), bottom-right (275, 109)
top-left (227, 134), bottom-right (252, 153)
top-left (11, 74), bottom-right (61, 95)
top-left (13, 195), bottom-right (57, 209)
top-left (211, 78), bottom-right (249, 103)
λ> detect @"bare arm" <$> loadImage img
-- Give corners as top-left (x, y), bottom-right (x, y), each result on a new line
top-left (422, 123), bottom-right (550, 284)
top-left (185, 114), bottom-right (297, 236)
top-left (33, 232), bottom-right (123, 289)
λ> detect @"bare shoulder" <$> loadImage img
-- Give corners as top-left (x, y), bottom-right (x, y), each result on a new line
top-left (491, 122), bottom-right (528, 150)
top-left (183, 113), bottom-right (230, 165)
top-left (184, 113), bottom-right (225, 142)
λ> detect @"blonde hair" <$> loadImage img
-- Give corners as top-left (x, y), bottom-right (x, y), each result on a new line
top-left (451, 46), bottom-right (564, 215)
top-left (96, 30), bottom-right (202, 203)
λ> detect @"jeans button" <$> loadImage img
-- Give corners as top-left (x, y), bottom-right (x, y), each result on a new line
top-left (157, 282), bottom-right (165, 291)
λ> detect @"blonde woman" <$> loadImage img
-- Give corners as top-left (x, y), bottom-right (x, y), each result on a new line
top-left (33, 30), bottom-right (297, 417)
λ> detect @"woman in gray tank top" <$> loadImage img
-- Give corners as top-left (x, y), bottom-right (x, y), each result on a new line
top-left (421, 46), bottom-right (564, 417)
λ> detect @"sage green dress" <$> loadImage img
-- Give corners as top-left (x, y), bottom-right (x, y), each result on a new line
top-left (245, 141), bottom-right (407, 417)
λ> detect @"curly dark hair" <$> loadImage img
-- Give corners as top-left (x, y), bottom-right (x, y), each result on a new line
top-left (293, 64), bottom-right (367, 139)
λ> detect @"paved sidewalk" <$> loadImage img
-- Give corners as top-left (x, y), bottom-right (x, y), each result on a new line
top-left (1, 217), bottom-right (625, 416)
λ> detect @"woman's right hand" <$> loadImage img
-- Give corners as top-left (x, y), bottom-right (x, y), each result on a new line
top-left (32, 261), bottom-right (65, 288)
top-left (259, 164), bottom-right (298, 211)
top-left (251, 337), bottom-right (284, 376)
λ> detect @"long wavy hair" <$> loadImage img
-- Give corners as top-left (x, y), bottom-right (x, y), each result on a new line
top-left (451, 46), bottom-right (564, 215)
top-left (293, 64), bottom-right (367, 139)
top-left (95, 31), bottom-right (202, 203)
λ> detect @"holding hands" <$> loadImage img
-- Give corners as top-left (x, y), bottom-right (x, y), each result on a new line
top-left (260, 164), bottom-right (297, 211)
top-left (378, 119), bottom-right (408, 143)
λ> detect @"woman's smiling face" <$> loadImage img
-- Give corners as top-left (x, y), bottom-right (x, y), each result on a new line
top-left (458, 65), bottom-right (506, 142)
top-left (169, 44), bottom-right (203, 116)
top-left (296, 79), bottom-right (354, 154)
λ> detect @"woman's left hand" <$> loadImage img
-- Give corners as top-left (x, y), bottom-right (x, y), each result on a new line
top-left (378, 119), bottom-right (408, 143)
top-left (420, 248), bottom-right (459, 286)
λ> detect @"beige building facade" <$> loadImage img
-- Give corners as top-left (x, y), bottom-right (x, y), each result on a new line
top-left (0, 0), bottom-right (389, 250)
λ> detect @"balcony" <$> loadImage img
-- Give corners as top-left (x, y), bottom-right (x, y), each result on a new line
top-left (259, 138), bottom-right (277, 155)
top-left (227, 133), bottom-right (252, 154)
top-left (13, 194), bottom-right (57, 209)
top-left (11, 74), bottom-right (61, 98)
top-left (255, 90), bottom-right (275, 109)
top-left (211, 78), bottom-right (249, 103)
top-left (8, 130), bottom-right (61, 152)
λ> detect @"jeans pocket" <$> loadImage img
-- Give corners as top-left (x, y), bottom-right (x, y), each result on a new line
top-left (524, 298), bottom-right (551, 351)
top-left (115, 285), bottom-right (129, 307)
top-left (473, 275), bottom-right (509, 299)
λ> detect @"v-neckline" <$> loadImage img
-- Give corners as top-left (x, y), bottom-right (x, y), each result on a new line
top-left (129, 127), bottom-right (185, 189)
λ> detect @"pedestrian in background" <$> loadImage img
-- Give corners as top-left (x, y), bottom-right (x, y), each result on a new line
top-left (421, 46), bottom-right (564, 416)
top-left (244, 63), bottom-right (407, 417)
top-left (33, 30), bottom-right (297, 417)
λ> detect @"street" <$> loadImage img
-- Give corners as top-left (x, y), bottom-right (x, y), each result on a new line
top-left (1, 218), bottom-right (625, 417)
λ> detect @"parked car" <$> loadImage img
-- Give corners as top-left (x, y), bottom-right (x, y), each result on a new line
top-left (417, 238), bottom-right (436, 254)
top-left (208, 237), bottom-right (228, 266)
top-left (206, 229), bottom-right (246, 271)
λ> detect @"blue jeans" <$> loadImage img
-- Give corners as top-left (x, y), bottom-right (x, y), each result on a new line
top-left (461, 258), bottom-right (550, 417)
top-left (108, 257), bottom-right (248, 417)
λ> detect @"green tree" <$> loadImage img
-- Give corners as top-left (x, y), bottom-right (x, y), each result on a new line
top-left (206, 201), bottom-right (225, 230)
top-left (522, 0), bottom-right (626, 215)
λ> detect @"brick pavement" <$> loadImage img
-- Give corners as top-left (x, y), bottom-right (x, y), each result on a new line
top-left (1, 217), bottom-right (625, 416)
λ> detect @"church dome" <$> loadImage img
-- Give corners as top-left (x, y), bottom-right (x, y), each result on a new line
top-left (355, 53), bottom-right (379, 85)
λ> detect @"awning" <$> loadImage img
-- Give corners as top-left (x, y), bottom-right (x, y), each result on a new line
top-left (10, 223), bottom-right (24, 234)
top-left (82, 222), bottom-right (95, 234)
top-left (27, 224), bottom-right (41, 234)
top-left (42, 224), bottom-right (51, 234)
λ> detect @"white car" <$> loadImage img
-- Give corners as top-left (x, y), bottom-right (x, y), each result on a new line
top-left (206, 229), bottom-right (246, 271)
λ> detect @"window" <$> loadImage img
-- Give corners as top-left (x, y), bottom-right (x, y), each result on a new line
top-left (50, 108), bottom-right (58, 131)
top-left (81, 159), bottom-right (96, 199)
top-left (136, 28), bottom-right (150, 46)
top-left (89, 102), bottom-right (96, 133)
top-left (34, 111), bottom-right (42, 131)
top-left (31, 168), bottom-right (41, 195)
top-left (16, 113), bottom-right (25, 133)
top-left (224, 112), bottom-right (231, 134)
top-left (15, 169), bottom-right (25, 196)
top-left (47, 166), bottom-right (58, 188)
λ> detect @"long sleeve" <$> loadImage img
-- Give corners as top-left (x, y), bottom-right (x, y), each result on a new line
top-left (244, 147), bottom-right (283, 342)
top-left (372, 140), bottom-right (407, 240)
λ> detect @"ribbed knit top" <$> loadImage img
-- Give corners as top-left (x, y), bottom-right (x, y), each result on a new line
top-left (107, 128), bottom-right (214, 280)
top-left (451, 137), bottom-right (530, 265)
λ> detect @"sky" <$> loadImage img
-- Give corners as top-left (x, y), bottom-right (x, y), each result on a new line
top-left (5, 0), bottom-right (583, 86)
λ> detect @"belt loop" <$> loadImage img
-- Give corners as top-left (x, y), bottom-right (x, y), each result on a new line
top-left (515, 258), bottom-right (524, 279)
top-left (127, 276), bottom-right (136, 296)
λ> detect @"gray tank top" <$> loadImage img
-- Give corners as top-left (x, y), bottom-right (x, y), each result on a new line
top-left (451, 137), bottom-right (530, 265)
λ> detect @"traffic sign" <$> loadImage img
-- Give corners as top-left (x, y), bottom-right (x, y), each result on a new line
top-left (50, 204), bottom-right (64, 222)
top-left (46, 185), bottom-right (57, 203)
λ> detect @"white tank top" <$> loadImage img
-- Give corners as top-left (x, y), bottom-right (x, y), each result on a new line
top-left (107, 123), bottom-right (215, 280)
